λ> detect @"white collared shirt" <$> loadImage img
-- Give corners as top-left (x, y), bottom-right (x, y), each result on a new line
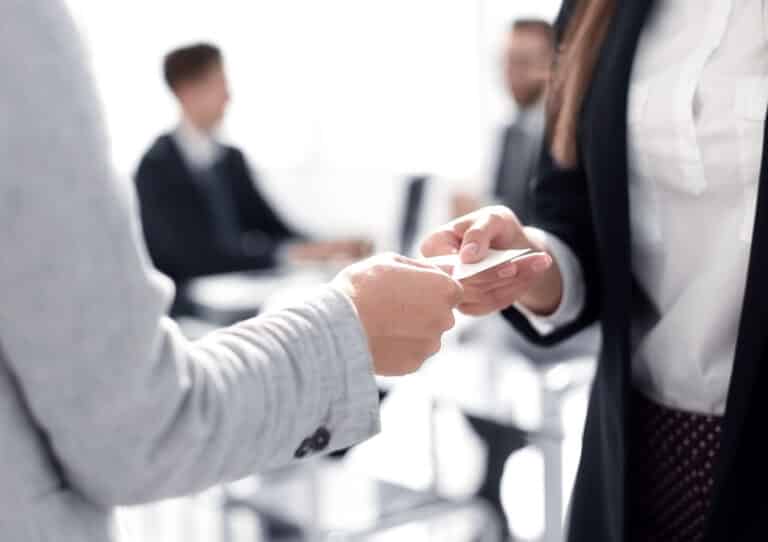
top-left (527, 0), bottom-right (768, 415)
top-left (172, 119), bottom-right (222, 171)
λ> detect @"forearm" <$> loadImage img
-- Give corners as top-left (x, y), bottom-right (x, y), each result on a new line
top-left (0, 7), bottom-right (379, 506)
top-left (90, 286), bottom-right (380, 504)
top-left (505, 227), bottom-right (589, 338)
top-left (2, 199), bottom-right (379, 506)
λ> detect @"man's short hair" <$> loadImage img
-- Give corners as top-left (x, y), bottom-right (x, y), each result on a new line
top-left (512, 18), bottom-right (555, 47)
top-left (163, 43), bottom-right (223, 91)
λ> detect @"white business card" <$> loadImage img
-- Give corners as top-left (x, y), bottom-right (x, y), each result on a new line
top-left (426, 248), bottom-right (537, 280)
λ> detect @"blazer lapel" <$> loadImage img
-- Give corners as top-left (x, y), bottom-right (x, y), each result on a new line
top-left (583, 0), bottom-right (656, 348)
top-left (708, 108), bottom-right (768, 531)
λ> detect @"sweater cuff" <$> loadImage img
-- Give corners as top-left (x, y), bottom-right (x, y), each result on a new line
top-left (310, 286), bottom-right (381, 453)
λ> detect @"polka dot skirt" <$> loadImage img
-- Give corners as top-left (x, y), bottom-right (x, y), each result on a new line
top-left (627, 391), bottom-right (722, 542)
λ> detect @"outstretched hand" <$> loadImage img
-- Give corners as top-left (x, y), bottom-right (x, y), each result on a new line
top-left (334, 253), bottom-right (463, 376)
top-left (420, 206), bottom-right (563, 316)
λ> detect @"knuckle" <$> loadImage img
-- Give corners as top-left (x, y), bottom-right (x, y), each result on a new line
top-left (490, 204), bottom-right (515, 219)
top-left (466, 222), bottom-right (488, 237)
top-left (490, 206), bottom-right (519, 227)
top-left (370, 262), bottom-right (389, 276)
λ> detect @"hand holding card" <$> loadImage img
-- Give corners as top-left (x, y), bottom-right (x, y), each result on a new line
top-left (420, 206), bottom-right (563, 316)
top-left (426, 248), bottom-right (540, 280)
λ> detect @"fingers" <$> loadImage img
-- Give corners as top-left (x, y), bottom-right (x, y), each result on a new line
top-left (426, 257), bottom-right (456, 276)
top-left (456, 252), bottom-right (552, 286)
top-left (387, 252), bottom-right (446, 271)
top-left (386, 253), bottom-right (464, 305)
top-left (420, 206), bottom-right (526, 269)
top-left (457, 206), bottom-right (523, 264)
top-left (419, 228), bottom-right (462, 258)
top-left (458, 281), bottom-right (531, 316)
top-left (393, 281), bottom-right (462, 338)
top-left (456, 215), bottom-right (503, 264)
top-left (457, 254), bottom-right (552, 314)
top-left (336, 251), bottom-right (464, 376)
top-left (365, 252), bottom-right (452, 278)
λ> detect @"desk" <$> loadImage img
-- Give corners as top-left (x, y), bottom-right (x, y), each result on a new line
top-left (184, 265), bottom-right (336, 325)
top-left (183, 270), bottom-right (597, 541)
top-left (222, 460), bottom-right (502, 542)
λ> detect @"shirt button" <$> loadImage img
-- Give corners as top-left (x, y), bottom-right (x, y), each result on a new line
top-left (312, 427), bottom-right (331, 451)
top-left (294, 438), bottom-right (313, 459)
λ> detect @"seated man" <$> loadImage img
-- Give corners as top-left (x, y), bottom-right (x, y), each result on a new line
top-left (136, 43), bottom-right (367, 297)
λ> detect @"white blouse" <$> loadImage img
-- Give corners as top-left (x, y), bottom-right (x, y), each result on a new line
top-left (529, 0), bottom-right (768, 415)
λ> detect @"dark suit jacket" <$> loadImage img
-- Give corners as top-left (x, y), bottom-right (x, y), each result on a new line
top-left (503, 1), bottom-right (768, 540)
top-left (493, 111), bottom-right (545, 224)
top-left (135, 134), bottom-right (298, 284)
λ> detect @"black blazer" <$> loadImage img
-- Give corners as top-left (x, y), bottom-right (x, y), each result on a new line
top-left (503, 1), bottom-right (768, 540)
top-left (135, 135), bottom-right (298, 283)
top-left (493, 118), bottom-right (544, 224)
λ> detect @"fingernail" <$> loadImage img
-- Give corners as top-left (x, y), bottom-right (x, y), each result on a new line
top-left (532, 256), bottom-right (552, 272)
top-left (462, 242), bottom-right (479, 257)
top-left (498, 264), bottom-right (518, 278)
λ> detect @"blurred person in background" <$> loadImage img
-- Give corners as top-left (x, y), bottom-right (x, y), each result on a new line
top-left (136, 43), bottom-right (370, 311)
top-left (0, 3), bottom-right (467, 541)
top-left (452, 19), bottom-right (554, 219)
top-left (424, 0), bottom-right (768, 540)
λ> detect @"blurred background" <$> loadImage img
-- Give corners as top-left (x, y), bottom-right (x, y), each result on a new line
top-left (62, 2), bottom-right (599, 541)
top-left (68, 0), bottom-right (560, 245)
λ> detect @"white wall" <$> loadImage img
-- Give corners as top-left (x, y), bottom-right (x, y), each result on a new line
top-left (66, 0), bottom-right (562, 247)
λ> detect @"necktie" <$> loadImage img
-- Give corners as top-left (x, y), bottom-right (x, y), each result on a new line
top-left (195, 161), bottom-right (243, 254)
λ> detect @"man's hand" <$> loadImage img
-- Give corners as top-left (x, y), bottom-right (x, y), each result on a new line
top-left (333, 253), bottom-right (463, 376)
top-left (420, 206), bottom-right (562, 317)
top-left (289, 239), bottom-right (373, 263)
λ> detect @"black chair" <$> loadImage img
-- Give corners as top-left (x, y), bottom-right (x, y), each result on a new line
top-left (399, 175), bottom-right (429, 256)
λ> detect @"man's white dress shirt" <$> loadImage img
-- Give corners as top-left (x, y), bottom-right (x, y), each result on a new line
top-left (173, 119), bottom-right (222, 171)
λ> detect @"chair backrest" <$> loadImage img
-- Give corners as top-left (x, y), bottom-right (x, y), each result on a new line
top-left (399, 175), bottom-right (429, 256)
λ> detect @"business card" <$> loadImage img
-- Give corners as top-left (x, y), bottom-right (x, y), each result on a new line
top-left (426, 248), bottom-right (537, 280)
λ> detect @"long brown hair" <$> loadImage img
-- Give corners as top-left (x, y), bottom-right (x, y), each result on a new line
top-left (548, 0), bottom-right (616, 167)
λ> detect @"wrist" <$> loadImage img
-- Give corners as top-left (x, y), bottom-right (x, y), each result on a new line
top-left (517, 264), bottom-right (563, 316)
top-left (332, 275), bottom-right (374, 344)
